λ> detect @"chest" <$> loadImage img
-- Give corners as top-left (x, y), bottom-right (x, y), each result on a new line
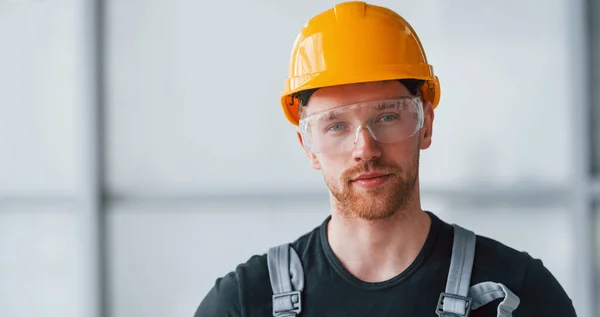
top-left (245, 279), bottom-right (503, 317)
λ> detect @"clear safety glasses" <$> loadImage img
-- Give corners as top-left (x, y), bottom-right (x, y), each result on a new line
top-left (299, 97), bottom-right (424, 156)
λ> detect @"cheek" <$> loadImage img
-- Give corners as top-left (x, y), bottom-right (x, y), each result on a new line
top-left (317, 155), bottom-right (346, 179)
top-left (381, 141), bottom-right (420, 165)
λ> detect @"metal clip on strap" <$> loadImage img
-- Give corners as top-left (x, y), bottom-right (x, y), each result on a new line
top-left (273, 290), bottom-right (302, 317)
top-left (436, 292), bottom-right (473, 317)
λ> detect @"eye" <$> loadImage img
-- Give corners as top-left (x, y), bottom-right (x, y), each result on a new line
top-left (326, 123), bottom-right (347, 132)
top-left (378, 114), bottom-right (400, 122)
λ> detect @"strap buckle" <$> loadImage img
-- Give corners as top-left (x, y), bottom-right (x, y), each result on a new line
top-left (272, 290), bottom-right (302, 316)
top-left (435, 292), bottom-right (472, 317)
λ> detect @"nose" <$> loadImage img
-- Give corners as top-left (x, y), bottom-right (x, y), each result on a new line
top-left (351, 125), bottom-right (381, 162)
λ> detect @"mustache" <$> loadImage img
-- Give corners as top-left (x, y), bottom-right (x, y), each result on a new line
top-left (341, 160), bottom-right (400, 182)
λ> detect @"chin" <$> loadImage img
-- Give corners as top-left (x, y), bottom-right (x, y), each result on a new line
top-left (341, 187), bottom-right (410, 221)
top-left (354, 208), bottom-right (397, 221)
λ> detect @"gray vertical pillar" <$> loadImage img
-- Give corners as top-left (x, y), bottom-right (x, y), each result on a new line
top-left (79, 0), bottom-right (107, 316)
top-left (591, 0), bottom-right (600, 177)
top-left (569, 0), bottom-right (595, 315)
top-left (589, 0), bottom-right (600, 314)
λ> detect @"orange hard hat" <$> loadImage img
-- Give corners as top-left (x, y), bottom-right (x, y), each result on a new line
top-left (280, 1), bottom-right (441, 126)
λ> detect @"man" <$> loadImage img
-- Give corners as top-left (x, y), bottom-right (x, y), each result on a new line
top-left (194, 2), bottom-right (577, 316)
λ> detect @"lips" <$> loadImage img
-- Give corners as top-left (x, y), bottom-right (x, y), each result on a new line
top-left (350, 172), bottom-right (392, 189)
top-left (351, 172), bottom-right (390, 182)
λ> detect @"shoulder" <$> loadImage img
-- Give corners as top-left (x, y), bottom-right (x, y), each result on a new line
top-left (471, 233), bottom-right (531, 281)
top-left (515, 254), bottom-right (577, 316)
top-left (194, 222), bottom-right (323, 316)
top-left (432, 216), bottom-right (533, 288)
top-left (193, 253), bottom-right (272, 317)
top-left (193, 267), bottom-right (242, 317)
top-left (464, 227), bottom-right (576, 316)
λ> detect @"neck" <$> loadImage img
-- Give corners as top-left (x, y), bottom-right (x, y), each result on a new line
top-left (326, 189), bottom-right (431, 283)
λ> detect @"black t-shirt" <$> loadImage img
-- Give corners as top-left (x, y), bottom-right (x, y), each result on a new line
top-left (194, 212), bottom-right (577, 316)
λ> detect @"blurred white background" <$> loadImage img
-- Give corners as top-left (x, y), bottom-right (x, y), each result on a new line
top-left (0, 0), bottom-right (598, 316)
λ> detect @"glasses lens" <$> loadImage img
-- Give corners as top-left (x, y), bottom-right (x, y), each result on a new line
top-left (300, 98), bottom-right (423, 156)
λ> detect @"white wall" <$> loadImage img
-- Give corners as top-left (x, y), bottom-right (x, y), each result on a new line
top-left (0, 0), bottom-right (589, 317)
top-left (0, 0), bottom-right (80, 196)
top-left (0, 1), bottom-right (88, 317)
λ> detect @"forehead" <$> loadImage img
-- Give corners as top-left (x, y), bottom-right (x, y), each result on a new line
top-left (304, 80), bottom-right (412, 116)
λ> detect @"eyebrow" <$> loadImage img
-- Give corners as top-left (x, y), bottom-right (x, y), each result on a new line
top-left (318, 111), bottom-right (337, 122)
top-left (314, 112), bottom-right (339, 126)
top-left (376, 101), bottom-right (398, 110)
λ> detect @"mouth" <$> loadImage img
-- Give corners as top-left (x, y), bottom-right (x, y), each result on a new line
top-left (350, 172), bottom-right (392, 189)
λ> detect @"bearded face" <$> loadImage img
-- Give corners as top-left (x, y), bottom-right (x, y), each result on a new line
top-left (297, 80), bottom-right (432, 221)
top-left (322, 150), bottom-right (419, 221)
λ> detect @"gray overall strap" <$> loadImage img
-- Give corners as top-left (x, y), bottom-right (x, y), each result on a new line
top-left (469, 282), bottom-right (520, 317)
top-left (436, 224), bottom-right (476, 317)
top-left (267, 244), bottom-right (305, 317)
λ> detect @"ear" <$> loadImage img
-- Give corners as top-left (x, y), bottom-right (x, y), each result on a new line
top-left (297, 129), bottom-right (321, 170)
top-left (419, 100), bottom-right (434, 150)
